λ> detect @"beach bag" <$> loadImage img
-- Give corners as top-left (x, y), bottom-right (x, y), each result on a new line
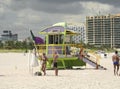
top-left (30, 53), bottom-right (39, 67)
top-left (34, 71), bottom-right (42, 76)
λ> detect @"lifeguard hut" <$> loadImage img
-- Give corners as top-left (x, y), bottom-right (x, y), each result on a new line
top-left (38, 23), bottom-right (80, 56)
top-left (33, 22), bottom-right (86, 69)
top-left (32, 22), bottom-right (107, 70)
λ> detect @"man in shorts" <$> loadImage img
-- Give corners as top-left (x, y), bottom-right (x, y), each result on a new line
top-left (53, 52), bottom-right (59, 76)
top-left (112, 51), bottom-right (119, 76)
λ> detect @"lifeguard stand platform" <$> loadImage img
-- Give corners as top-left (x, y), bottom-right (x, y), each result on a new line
top-left (39, 25), bottom-right (80, 56)
top-left (33, 23), bottom-right (86, 69)
top-left (32, 22), bottom-right (106, 70)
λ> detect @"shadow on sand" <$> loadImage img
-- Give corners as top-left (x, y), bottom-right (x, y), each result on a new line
top-left (0, 75), bottom-right (5, 77)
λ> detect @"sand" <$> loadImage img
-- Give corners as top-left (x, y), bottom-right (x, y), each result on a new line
top-left (0, 52), bottom-right (120, 89)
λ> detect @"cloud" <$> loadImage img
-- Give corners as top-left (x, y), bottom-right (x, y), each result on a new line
top-left (9, 0), bottom-right (118, 15)
top-left (0, 6), bottom-right (4, 13)
top-left (9, 0), bottom-right (83, 14)
top-left (0, 0), bottom-right (120, 40)
top-left (80, 1), bottom-right (113, 15)
top-left (16, 9), bottom-right (42, 24)
top-left (0, 0), bottom-right (12, 5)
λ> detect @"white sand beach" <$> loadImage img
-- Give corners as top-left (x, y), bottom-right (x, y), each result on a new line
top-left (0, 52), bottom-right (120, 89)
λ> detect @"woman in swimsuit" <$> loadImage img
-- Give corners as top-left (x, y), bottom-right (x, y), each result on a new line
top-left (41, 53), bottom-right (48, 75)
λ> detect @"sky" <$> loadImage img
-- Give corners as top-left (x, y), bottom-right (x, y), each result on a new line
top-left (0, 0), bottom-right (120, 40)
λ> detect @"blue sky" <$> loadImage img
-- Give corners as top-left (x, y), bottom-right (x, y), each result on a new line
top-left (0, 0), bottom-right (120, 40)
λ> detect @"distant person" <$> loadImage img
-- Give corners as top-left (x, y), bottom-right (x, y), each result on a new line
top-left (79, 48), bottom-right (85, 60)
top-left (24, 49), bottom-right (28, 56)
top-left (41, 53), bottom-right (48, 75)
top-left (104, 53), bottom-right (107, 58)
top-left (53, 52), bottom-right (59, 76)
top-left (112, 51), bottom-right (119, 76)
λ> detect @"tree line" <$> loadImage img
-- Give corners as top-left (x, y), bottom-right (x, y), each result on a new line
top-left (0, 38), bottom-right (114, 52)
top-left (0, 40), bottom-right (34, 50)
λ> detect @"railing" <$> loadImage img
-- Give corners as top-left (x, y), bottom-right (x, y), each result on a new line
top-left (34, 43), bottom-right (82, 57)
top-left (86, 53), bottom-right (101, 65)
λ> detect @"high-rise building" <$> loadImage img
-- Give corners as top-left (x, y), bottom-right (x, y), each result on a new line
top-left (86, 14), bottom-right (120, 48)
top-left (0, 30), bottom-right (18, 41)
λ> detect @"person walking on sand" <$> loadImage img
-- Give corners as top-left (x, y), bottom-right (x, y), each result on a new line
top-left (112, 51), bottom-right (119, 76)
top-left (53, 52), bottom-right (59, 76)
top-left (79, 48), bottom-right (85, 60)
top-left (41, 53), bottom-right (48, 75)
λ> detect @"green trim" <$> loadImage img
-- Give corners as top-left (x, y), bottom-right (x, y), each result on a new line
top-left (46, 57), bottom-right (86, 69)
top-left (46, 35), bottom-right (48, 55)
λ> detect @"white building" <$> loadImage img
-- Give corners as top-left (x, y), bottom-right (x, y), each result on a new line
top-left (66, 23), bottom-right (86, 44)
